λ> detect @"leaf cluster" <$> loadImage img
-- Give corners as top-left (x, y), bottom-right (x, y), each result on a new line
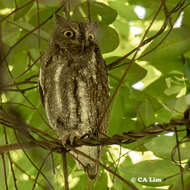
top-left (1, 0), bottom-right (190, 190)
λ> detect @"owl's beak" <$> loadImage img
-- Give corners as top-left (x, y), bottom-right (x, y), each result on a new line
top-left (81, 40), bottom-right (90, 52)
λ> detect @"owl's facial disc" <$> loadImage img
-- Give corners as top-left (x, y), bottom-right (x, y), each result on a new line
top-left (80, 32), bottom-right (96, 52)
top-left (80, 39), bottom-right (90, 52)
top-left (54, 20), bottom-right (97, 51)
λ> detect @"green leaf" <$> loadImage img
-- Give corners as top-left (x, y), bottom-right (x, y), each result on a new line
top-left (109, 0), bottom-right (139, 21)
top-left (39, 0), bottom-right (61, 6)
top-left (128, 0), bottom-right (160, 8)
top-left (113, 19), bottom-right (130, 40)
top-left (166, 96), bottom-right (188, 116)
top-left (145, 135), bottom-right (176, 160)
top-left (128, 0), bottom-right (180, 10)
top-left (143, 76), bottom-right (177, 102)
top-left (182, 4), bottom-right (190, 27)
top-left (72, 2), bottom-right (117, 24)
top-left (107, 57), bottom-right (147, 84)
top-left (184, 58), bottom-right (190, 81)
top-left (13, 30), bottom-right (47, 52)
top-left (71, 2), bottom-right (119, 53)
top-left (2, 22), bottom-right (20, 46)
top-left (175, 141), bottom-right (190, 161)
top-left (1, 0), bottom-right (14, 8)
top-left (99, 25), bottom-right (119, 53)
top-left (155, 107), bottom-right (172, 123)
top-left (0, 2), bottom-right (5, 9)
top-left (13, 0), bottom-right (34, 20)
top-left (29, 7), bottom-right (56, 31)
top-left (0, 154), bottom-right (9, 190)
top-left (108, 86), bottom-right (146, 136)
top-left (138, 98), bottom-right (155, 126)
top-left (145, 134), bottom-right (190, 161)
top-left (142, 27), bottom-right (190, 66)
top-left (108, 87), bottom-right (131, 136)
top-left (120, 159), bottom-right (179, 186)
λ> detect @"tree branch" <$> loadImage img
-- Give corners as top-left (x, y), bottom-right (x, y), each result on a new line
top-left (0, 118), bottom-right (187, 154)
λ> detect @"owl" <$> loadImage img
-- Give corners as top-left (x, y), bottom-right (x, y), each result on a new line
top-left (39, 14), bottom-right (109, 179)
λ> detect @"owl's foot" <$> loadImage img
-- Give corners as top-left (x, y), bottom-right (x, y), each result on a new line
top-left (61, 132), bottom-right (80, 145)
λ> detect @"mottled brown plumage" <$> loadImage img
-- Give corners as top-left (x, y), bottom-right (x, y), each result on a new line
top-left (39, 14), bottom-right (109, 179)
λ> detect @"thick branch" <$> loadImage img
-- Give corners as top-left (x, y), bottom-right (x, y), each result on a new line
top-left (0, 118), bottom-right (187, 154)
top-left (0, 142), bottom-right (38, 154)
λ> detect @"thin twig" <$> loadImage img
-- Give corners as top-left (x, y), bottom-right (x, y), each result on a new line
top-left (116, 0), bottom-right (190, 70)
top-left (2, 85), bottom-right (38, 92)
top-left (0, 108), bottom-right (58, 142)
top-left (107, 0), bottom-right (190, 70)
top-left (4, 127), bottom-right (18, 190)
top-left (107, 2), bottom-right (163, 70)
top-left (13, 54), bottom-right (43, 81)
top-left (2, 5), bottom-right (63, 62)
top-left (98, 0), bottom-right (164, 133)
top-left (0, 80), bottom-right (37, 88)
top-left (0, 102), bottom-right (34, 110)
top-left (1, 153), bottom-right (8, 190)
top-left (174, 127), bottom-right (184, 190)
top-left (13, 161), bottom-right (46, 189)
top-left (14, 0), bottom-right (18, 8)
top-left (63, 0), bottom-right (70, 20)
top-left (0, 142), bottom-right (39, 154)
top-left (0, 118), bottom-right (187, 154)
top-left (62, 151), bottom-right (69, 190)
top-left (14, 131), bottom-right (55, 190)
top-left (3, 56), bottom-right (50, 128)
top-left (69, 147), bottom-right (138, 190)
top-left (0, 0), bottom-right (35, 23)
top-left (7, 20), bottom-right (48, 42)
top-left (111, 145), bottom-right (122, 184)
top-left (51, 151), bottom-right (56, 174)
top-left (32, 151), bottom-right (51, 190)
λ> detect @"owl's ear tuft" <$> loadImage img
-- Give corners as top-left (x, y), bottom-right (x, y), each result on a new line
top-left (93, 22), bottom-right (99, 28)
top-left (54, 14), bottom-right (65, 25)
top-left (91, 22), bottom-right (99, 31)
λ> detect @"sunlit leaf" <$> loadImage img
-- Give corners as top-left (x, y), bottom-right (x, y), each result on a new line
top-left (72, 2), bottom-right (117, 24)
top-left (120, 159), bottom-right (179, 186)
top-left (142, 27), bottom-right (190, 64)
top-left (0, 0), bottom-right (190, 189)
top-left (109, 0), bottom-right (138, 21)
top-left (138, 98), bottom-right (155, 126)
top-left (99, 25), bottom-right (119, 53)
top-left (107, 57), bottom-right (147, 84)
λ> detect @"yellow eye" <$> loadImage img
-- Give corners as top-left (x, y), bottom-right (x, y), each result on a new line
top-left (63, 30), bottom-right (74, 38)
top-left (88, 33), bottom-right (95, 41)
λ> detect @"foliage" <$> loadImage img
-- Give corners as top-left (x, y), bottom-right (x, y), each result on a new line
top-left (0, 0), bottom-right (190, 190)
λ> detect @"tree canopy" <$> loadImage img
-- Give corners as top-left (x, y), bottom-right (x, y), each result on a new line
top-left (0, 0), bottom-right (190, 189)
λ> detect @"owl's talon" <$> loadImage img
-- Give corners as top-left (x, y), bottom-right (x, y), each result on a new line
top-left (61, 136), bottom-right (68, 145)
top-left (61, 133), bottom-right (78, 145)
top-left (69, 134), bottom-right (76, 145)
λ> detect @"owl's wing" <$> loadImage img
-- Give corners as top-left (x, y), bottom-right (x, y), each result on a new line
top-left (39, 49), bottom-right (53, 108)
top-left (95, 52), bottom-right (109, 135)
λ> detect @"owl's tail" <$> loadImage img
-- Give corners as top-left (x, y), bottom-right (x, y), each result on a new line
top-left (72, 145), bottom-right (101, 180)
top-left (86, 163), bottom-right (98, 180)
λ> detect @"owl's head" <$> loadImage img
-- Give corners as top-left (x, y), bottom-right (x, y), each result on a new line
top-left (51, 14), bottom-right (98, 51)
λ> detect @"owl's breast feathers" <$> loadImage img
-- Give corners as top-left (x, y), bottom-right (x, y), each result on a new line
top-left (40, 47), bottom-right (109, 179)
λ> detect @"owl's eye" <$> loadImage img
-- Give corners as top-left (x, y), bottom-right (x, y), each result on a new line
top-left (88, 33), bottom-right (95, 41)
top-left (63, 30), bottom-right (74, 38)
